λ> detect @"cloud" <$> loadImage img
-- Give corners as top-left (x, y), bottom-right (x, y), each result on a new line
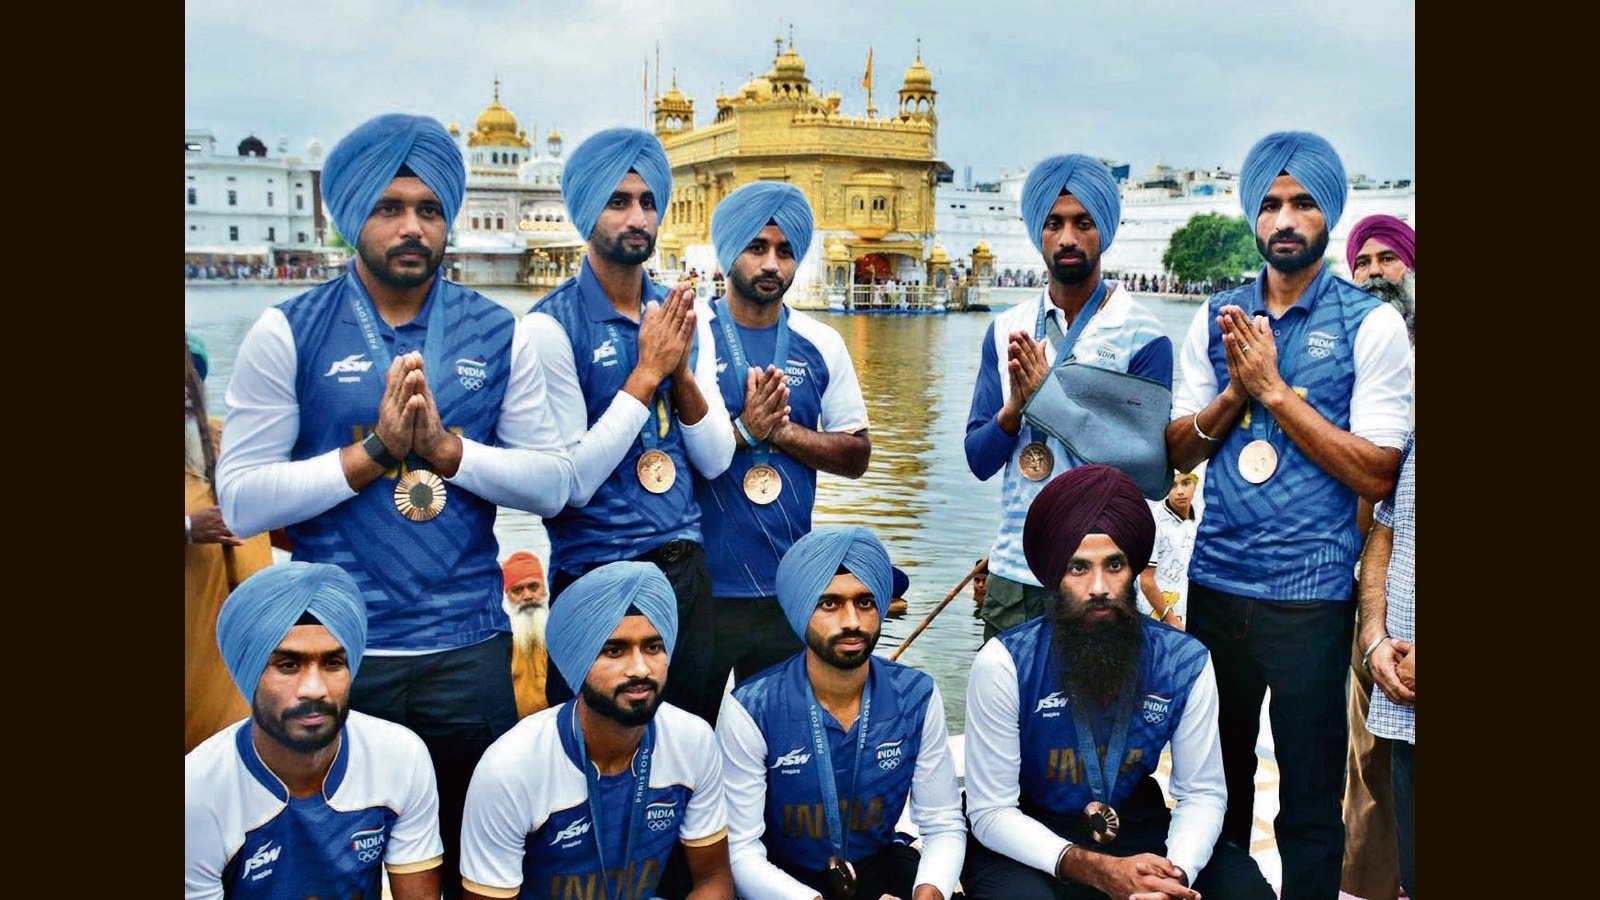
top-left (185, 0), bottom-right (1414, 181)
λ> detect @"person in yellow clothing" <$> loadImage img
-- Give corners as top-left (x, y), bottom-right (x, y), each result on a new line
top-left (500, 551), bottom-right (550, 718)
top-left (185, 333), bottom-right (275, 752)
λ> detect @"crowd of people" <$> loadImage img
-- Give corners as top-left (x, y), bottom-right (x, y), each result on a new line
top-left (185, 114), bottom-right (1416, 900)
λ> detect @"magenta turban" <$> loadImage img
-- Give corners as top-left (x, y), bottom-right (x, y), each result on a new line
top-left (1344, 214), bottom-right (1415, 275)
top-left (1023, 464), bottom-right (1156, 591)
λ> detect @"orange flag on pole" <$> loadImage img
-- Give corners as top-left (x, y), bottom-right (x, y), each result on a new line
top-left (862, 47), bottom-right (873, 89)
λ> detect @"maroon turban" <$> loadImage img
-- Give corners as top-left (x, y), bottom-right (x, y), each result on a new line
top-left (1345, 214), bottom-right (1415, 275)
top-left (1023, 465), bottom-right (1156, 591)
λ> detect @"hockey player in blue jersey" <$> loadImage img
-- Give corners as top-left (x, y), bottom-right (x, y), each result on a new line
top-left (185, 562), bottom-right (444, 900)
top-left (960, 465), bottom-right (1272, 900)
top-left (716, 525), bottom-right (965, 900)
top-left (460, 561), bottom-right (735, 900)
top-left (216, 113), bottom-right (576, 899)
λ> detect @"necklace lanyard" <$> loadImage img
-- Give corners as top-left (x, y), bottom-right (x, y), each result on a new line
top-left (345, 273), bottom-right (447, 395)
top-left (803, 674), bottom-right (871, 860)
top-left (572, 709), bottom-right (655, 900)
top-left (1025, 281), bottom-right (1108, 447)
top-left (603, 322), bottom-right (670, 450)
top-left (1067, 687), bottom-right (1132, 813)
top-left (715, 300), bottom-right (791, 469)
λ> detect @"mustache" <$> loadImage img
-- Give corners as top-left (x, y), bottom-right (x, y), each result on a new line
top-left (1268, 230), bottom-right (1304, 245)
top-left (616, 677), bottom-right (660, 696)
top-left (282, 699), bottom-right (340, 720)
top-left (388, 241), bottom-right (431, 259)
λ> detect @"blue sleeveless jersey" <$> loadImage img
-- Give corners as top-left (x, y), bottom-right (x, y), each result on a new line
top-left (533, 261), bottom-right (703, 568)
top-left (695, 303), bottom-right (862, 598)
top-left (278, 273), bottom-right (514, 651)
top-left (1189, 267), bottom-right (1383, 600)
top-left (729, 655), bottom-right (933, 871)
top-left (999, 618), bottom-right (1209, 816)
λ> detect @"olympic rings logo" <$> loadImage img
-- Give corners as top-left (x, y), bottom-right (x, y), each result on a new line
top-left (357, 847), bottom-right (383, 863)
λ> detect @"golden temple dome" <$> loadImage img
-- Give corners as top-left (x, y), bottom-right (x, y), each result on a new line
top-left (773, 41), bottom-right (806, 78)
top-left (902, 54), bottom-right (933, 91)
top-left (469, 78), bottom-right (530, 148)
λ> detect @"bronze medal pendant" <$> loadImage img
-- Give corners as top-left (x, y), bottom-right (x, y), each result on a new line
top-left (636, 449), bottom-right (677, 494)
top-left (1238, 439), bottom-right (1279, 484)
top-left (743, 464), bottom-right (782, 505)
top-left (824, 856), bottom-right (858, 900)
top-left (1083, 800), bottom-right (1121, 844)
top-left (1019, 442), bottom-right (1054, 481)
top-left (394, 469), bottom-right (447, 522)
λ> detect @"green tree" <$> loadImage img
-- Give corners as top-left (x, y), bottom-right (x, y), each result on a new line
top-left (1162, 212), bottom-right (1258, 287)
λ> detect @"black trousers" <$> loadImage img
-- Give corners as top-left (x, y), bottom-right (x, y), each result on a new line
top-left (546, 540), bottom-right (719, 724)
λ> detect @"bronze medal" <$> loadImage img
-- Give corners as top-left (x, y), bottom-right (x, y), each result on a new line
top-left (743, 464), bottom-right (782, 505)
top-left (1238, 439), bottom-right (1279, 484)
top-left (824, 856), bottom-right (858, 900)
top-left (1019, 442), bottom-right (1054, 481)
top-left (394, 468), bottom-right (447, 522)
top-left (1084, 800), bottom-right (1120, 844)
top-left (636, 449), bottom-right (676, 494)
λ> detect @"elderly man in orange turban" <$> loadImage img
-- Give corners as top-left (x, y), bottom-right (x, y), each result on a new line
top-left (501, 551), bottom-right (551, 718)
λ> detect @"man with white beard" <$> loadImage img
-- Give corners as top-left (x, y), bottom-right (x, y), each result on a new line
top-left (501, 551), bottom-right (551, 719)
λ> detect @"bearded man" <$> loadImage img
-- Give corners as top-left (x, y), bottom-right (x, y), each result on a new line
top-left (961, 465), bottom-right (1272, 900)
top-left (501, 551), bottom-right (551, 719)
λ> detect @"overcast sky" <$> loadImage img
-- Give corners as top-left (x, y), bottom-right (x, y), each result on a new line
top-left (185, 0), bottom-right (1414, 186)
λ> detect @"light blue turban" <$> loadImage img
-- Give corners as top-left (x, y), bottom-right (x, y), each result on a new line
top-left (321, 113), bottom-right (465, 248)
top-left (215, 562), bottom-right (368, 701)
top-left (775, 525), bottom-right (893, 640)
top-left (545, 561), bottom-right (678, 693)
top-left (562, 127), bottom-right (672, 242)
top-left (1240, 131), bottom-right (1348, 232)
top-left (1021, 154), bottom-right (1121, 254)
top-left (711, 181), bottom-right (815, 275)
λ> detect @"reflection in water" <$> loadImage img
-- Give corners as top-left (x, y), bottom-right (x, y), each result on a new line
top-left (186, 282), bottom-right (1203, 734)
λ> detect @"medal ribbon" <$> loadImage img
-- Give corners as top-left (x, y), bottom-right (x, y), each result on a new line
top-left (346, 274), bottom-right (449, 440)
top-left (715, 299), bottom-right (791, 469)
top-left (1024, 281), bottom-right (1109, 448)
top-left (605, 322), bottom-right (671, 450)
top-left (1068, 684), bottom-right (1133, 821)
top-left (803, 673), bottom-right (872, 861)
top-left (572, 708), bottom-right (655, 900)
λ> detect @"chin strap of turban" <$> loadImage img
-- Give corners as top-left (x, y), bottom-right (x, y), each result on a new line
top-left (321, 113), bottom-right (465, 249)
top-left (1240, 130), bottom-right (1348, 233)
top-left (1021, 153), bottom-right (1122, 254)
top-left (775, 525), bottom-right (893, 640)
top-left (216, 561), bottom-right (368, 701)
top-left (1022, 464), bottom-right (1156, 592)
top-left (711, 181), bottom-right (815, 277)
top-left (544, 561), bottom-right (678, 695)
top-left (562, 127), bottom-right (672, 243)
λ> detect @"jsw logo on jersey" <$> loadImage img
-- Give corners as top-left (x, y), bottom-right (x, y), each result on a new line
top-left (551, 817), bottom-right (592, 844)
top-left (324, 354), bottom-right (375, 377)
top-left (593, 340), bottom-right (618, 365)
top-left (1034, 691), bottom-right (1069, 715)
top-left (771, 748), bottom-right (812, 769)
top-left (242, 841), bottom-right (281, 880)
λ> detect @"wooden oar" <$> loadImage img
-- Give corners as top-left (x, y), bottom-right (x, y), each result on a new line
top-left (889, 557), bottom-right (988, 661)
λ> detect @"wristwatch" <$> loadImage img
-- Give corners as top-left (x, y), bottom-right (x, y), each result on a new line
top-left (361, 431), bottom-right (401, 469)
